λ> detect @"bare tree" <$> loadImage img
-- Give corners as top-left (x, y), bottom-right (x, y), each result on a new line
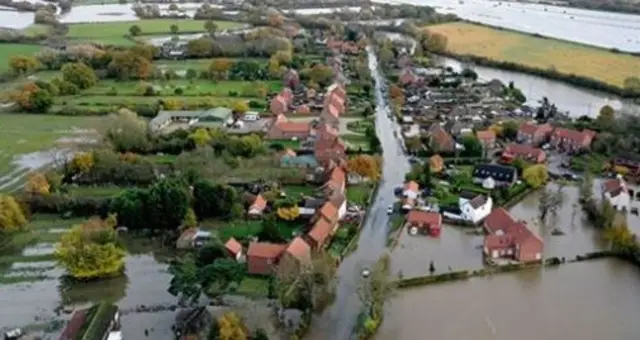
top-left (539, 184), bottom-right (564, 234)
top-left (356, 253), bottom-right (395, 319)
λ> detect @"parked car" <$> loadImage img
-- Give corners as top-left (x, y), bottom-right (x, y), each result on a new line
top-left (394, 187), bottom-right (403, 196)
top-left (387, 205), bottom-right (394, 215)
top-left (361, 268), bottom-right (371, 278)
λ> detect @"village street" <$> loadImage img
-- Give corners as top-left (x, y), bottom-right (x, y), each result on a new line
top-left (306, 47), bottom-right (411, 340)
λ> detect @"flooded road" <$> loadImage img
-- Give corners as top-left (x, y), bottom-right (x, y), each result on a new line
top-left (378, 259), bottom-right (640, 340)
top-left (306, 46), bottom-right (411, 340)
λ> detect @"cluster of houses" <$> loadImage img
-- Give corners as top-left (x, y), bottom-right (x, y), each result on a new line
top-left (398, 178), bottom-right (543, 263)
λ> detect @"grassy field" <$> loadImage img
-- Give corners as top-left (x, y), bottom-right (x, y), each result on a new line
top-left (156, 58), bottom-right (268, 71)
top-left (236, 277), bottom-right (269, 298)
top-left (0, 44), bottom-right (44, 71)
top-left (0, 114), bottom-right (99, 192)
top-left (83, 79), bottom-right (282, 97)
top-left (67, 19), bottom-right (245, 45)
top-left (426, 22), bottom-right (640, 87)
top-left (57, 95), bottom-right (256, 107)
top-left (346, 184), bottom-right (372, 206)
top-left (67, 186), bottom-right (125, 198)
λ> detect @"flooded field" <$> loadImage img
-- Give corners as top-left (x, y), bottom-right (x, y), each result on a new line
top-left (391, 181), bottom-right (609, 278)
top-left (379, 259), bottom-right (640, 340)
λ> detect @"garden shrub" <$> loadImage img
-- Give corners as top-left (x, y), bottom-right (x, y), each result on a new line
top-left (173, 87), bottom-right (184, 95)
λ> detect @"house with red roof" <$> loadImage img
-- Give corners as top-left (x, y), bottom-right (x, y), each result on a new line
top-left (405, 210), bottom-right (442, 237)
top-left (248, 194), bottom-right (267, 216)
top-left (225, 237), bottom-right (244, 262)
top-left (403, 181), bottom-right (420, 200)
top-left (270, 95), bottom-right (288, 116)
top-left (306, 201), bottom-right (340, 250)
top-left (601, 176), bottom-right (630, 211)
top-left (549, 128), bottom-right (596, 152)
top-left (266, 115), bottom-right (311, 140)
top-left (476, 129), bottom-right (496, 149)
top-left (247, 242), bottom-right (287, 275)
top-left (483, 208), bottom-right (543, 263)
top-left (324, 166), bottom-right (346, 195)
top-left (279, 236), bottom-right (312, 272)
top-left (399, 68), bottom-right (418, 86)
top-left (314, 126), bottom-right (346, 166)
top-left (516, 123), bottom-right (553, 146)
top-left (502, 143), bottom-right (546, 164)
top-left (427, 124), bottom-right (455, 152)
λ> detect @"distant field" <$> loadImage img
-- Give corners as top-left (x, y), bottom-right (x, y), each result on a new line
top-left (21, 24), bottom-right (50, 37)
top-left (83, 79), bottom-right (282, 97)
top-left (67, 19), bottom-right (245, 45)
top-left (0, 44), bottom-right (43, 71)
top-left (426, 22), bottom-right (640, 87)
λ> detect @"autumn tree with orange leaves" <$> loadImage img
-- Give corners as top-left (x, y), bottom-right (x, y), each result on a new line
top-left (348, 155), bottom-right (381, 181)
top-left (108, 51), bottom-right (153, 80)
top-left (209, 58), bottom-right (233, 80)
top-left (389, 84), bottom-right (405, 106)
top-left (25, 172), bottom-right (50, 195)
top-left (8, 55), bottom-right (39, 75)
top-left (12, 82), bottom-right (54, 113)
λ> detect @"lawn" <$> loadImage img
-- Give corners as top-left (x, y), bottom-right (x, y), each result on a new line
top-left (21, 24), bottom-right (50, 37)
top-left (56, 95), bottom-right (259, 108)
top-left (341, 134), bottom-right (370, 150)
top-left (426, 22), bottom-right (640, 87)
top-left (346, 184), bottom-right (373, 206)
top-left (0, 43), bottom-right (43, 71)
top-left (155, 57), bottom-right (268, 71)
top-left (266, 139), bottom-right (301, 149)
top-left (83, 79), bottom-right (282, 97)
top-left (235, 277), bottom-right (269, 298)
top-left (67, 19), bottom-right (245, 45)
top-left (67, 186), bottom-right (125, 198)
top-left (202, 219), bottom-right (303, 242)
top-left (284, 184), bottom-right (317, 198)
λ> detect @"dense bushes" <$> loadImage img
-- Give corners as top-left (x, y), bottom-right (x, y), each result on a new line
top-left (21, 194), bottom-right (111, 217)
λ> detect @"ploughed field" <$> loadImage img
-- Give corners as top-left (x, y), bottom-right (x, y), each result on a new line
top-left (426, 22), bottom-right (640, 87)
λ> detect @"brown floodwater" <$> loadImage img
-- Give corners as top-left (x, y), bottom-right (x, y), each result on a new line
top-left (378, 259), bottom-right (640, 340)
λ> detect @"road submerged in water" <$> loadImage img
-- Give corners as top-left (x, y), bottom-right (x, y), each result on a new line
top-left (305, 46), bottom-right (411, 340)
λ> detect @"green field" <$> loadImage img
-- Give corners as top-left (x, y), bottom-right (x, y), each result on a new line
top-left (67, 186), bottom-right (125, 198)
top-left (156, 58), bottom-right (268, 71)
top-left (0, 44), bottom-right (44, 71)
top-left (427, 22), bottom-right (640, 87)
top-left (21, 24), bottom-right (50, 37)
top-left (56, 95), bottom-right (256, 108)
top-left (83, 79), bottom-right (282, 97)
top-left (67, 19), bottom-right (246, 45)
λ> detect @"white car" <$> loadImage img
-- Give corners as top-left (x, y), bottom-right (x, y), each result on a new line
top-left (361, 268), bottom-right (371, 278)
top-left (386, 205), bottom-right (394, 215)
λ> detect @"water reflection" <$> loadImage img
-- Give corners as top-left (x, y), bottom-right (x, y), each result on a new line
top-left (58, 275), bottom-right (128, 306)
top-left (379, 259), bottom-right (640, 340)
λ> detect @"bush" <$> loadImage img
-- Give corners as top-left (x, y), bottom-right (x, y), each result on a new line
top-left (174, 87), bottom-right (184, 95)
top-left (143, 85), bottom-right (156, 96)
top-left (228, 90), bottom-right (238, 97)
top-left (107, 87), bottom-right (118, 96)
top-left (20, 194), bottom-right (111, 217)
top-left (248, 100), bottom-right (265, 109)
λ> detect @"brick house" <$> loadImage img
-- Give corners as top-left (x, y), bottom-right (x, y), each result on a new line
top-left (427, 124), bottom-right (456, 152)
top-left (246, 242), bottom-right (287, 275)
top-left (601, 176), bottom-right (630, 211)
top-left (476, 129), bottom-right (496, 149)
top-left (270, 95), bottom-right (288, 115)
top-left (516, 123), bottom-right (553, 146)
top-left (280, 236), bottom-right (311, 272)
top-left (483, 208), bottom-right (543, 263)
top-left (549, 128), bottom-right (596, 152)
top-left (225, 237), bottom-right (244, 261)
top-left (399, 69), bottom-right (417, 86)
top-left (307, 202), bottom-right (339, 250)
top-left (266, 115), bottom-right (311, 140)
top-left (502, 143), bottom-right (546, 164)
top-left (314, 126), bottom-right (346, 166)
top-left (405, 210), bottom-right (442, 237)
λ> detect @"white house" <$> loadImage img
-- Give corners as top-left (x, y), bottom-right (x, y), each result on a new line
top-left (403, 181), bottom-right (420, 200)
top-left (331, 193), bottom-right (347, 220)
top-left (459, 194), bottom-right (493, 224)
top-left (602, 176), bottom-right (631, 211)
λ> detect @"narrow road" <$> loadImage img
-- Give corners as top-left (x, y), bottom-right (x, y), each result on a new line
top-left (306, 47), bottom-right (411, 340)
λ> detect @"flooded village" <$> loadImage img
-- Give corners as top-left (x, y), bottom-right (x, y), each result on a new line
top-left (0, 0), bottom-right (639, 340)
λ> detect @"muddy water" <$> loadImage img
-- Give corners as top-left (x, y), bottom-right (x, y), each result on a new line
top-left (378, 259), bottom-right (640, 340)
top-left (385, 180), bottom-right (640, 340)
top-left (0, 248), bottom-right (176, 339)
